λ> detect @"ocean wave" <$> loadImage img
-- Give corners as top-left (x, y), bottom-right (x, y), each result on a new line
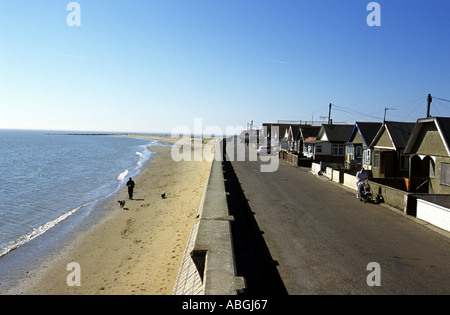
top-left (117, 169), bottom-right (129, 181)
top-left (136, 152), bottom-right (143, 166)
top-left (0, 201), bottom-right (95, 258)
top-left (0, 132), bottom-right (159, 262)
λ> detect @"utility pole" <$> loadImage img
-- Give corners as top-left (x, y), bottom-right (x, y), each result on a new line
top-left (384, 107), bottom-right (396, 123)
top-left (328, 103), bottom-right (332, 125)
top-left (427, 94), bottom-right (432, 118)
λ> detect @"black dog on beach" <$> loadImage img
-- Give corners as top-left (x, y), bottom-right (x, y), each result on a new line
top-left (118, 200), bottom-right (126, 208)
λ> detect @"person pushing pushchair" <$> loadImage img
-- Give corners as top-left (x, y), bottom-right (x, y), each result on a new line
top-left (360, 180), bottom-right (373, 203)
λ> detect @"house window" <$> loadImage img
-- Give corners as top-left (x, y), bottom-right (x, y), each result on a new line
top-left (373, 151), bottom-right (380, 167)
top-left (400, 154), bottom-right (409, 170)
top-left (356, 146), bottom-right (362, 158)
top-left (332, 144), bottom-right (344, 156)
top-left (429, 159), bottom-right (436, 179)
top-left (346, 145), bottom-right (354, 160)
top-left (441, 163), bottom-right (450, 186)
top-left (363, 149), bottom-right (371, 165)
top-left (316, 145), bottom-right (322, 153)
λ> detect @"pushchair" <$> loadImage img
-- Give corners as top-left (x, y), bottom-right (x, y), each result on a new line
top-left (359, 180), bottom-right (373, 203)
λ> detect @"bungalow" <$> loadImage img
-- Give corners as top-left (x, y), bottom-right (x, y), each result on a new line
top-left (369, 121), bottom-right (415, 178)
top-left (287, 125), bottom-right (300, 152)
top-left (404, 117), bottom-right (450, 194)
top-left (304, 124), bottom-right (354, 165)
top-left (264, 123), bottom-right (316, 153)
top-left (282, 124), bottom-right (320, 153)
top-left (296, 125), bottom-right (321, 156)
top-left (345, 122), bottom-right (382, 171)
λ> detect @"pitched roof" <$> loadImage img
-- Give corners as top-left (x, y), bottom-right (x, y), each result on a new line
top-left (295, 126), bottom-right (321, 140)
top-left (437, 117), bottom-right (450, 150)
top-left (261, 123), bottom-right (292, 139)
top-left (370, 121), bottom-right (415, 150)
top-left (320, 124), bottom-right (354, 142)
top-left (348, 122), bottom-right (382, 146)
top-left (280, 124), bottom-right (319, 140)
top-left (385, 121), bottom-right (416, 150)
top-left (288, 125), bottom-right (300, 140)
top-left (404, 117), bottom-right (450, 156)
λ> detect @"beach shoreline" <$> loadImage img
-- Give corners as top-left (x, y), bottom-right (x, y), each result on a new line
top-left (14, 135), bottom-right (214, 295)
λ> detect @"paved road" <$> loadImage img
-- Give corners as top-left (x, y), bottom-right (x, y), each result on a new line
top-left (223, 138), bottom-right (450, 295)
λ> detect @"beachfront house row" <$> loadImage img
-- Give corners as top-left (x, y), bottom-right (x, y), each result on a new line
top-left (304, 124), bottom-right (354, 165)
top-left (261, 123), bottom-right (291, 150)
top-left (284, 124), bottom-right (321, 154)
top-left (404, 117), bottom-right (450, 194)
top-left (369, 121), bottom-right (416, 178)
top-left (263, 123), bottom-right (318, 153)
top-left (345, 122), bottom-right (382, 171)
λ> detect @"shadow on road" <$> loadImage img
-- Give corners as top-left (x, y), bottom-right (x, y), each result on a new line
top-left (223, 158), bottom-right (288, 295)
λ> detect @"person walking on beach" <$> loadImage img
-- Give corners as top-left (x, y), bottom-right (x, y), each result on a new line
top-left (127, 177), bottom-right (135, 200)
top-left (355, 167), bottom-right (369, 199)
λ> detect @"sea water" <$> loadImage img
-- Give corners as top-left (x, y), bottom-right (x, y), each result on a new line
top-left (0, 130), bottom-right (159, 258)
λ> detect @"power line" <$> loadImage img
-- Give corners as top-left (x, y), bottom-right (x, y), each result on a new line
top-left (389, 96), bottom-right (426, 120)
top-left (434, 99), bottom-right (450, 111)
top-left (396, 96), bottom-right (427, 107)
top-left (401, 99), bottom-right (425, 120)
top-left (332, 104), bottom-right (383, 121)
top-left (434, 96), bottom-right (450, 103)
top-left (431, 102), bottom-right (442, 116)
top-left (310, 95), bottom-right (447, 125)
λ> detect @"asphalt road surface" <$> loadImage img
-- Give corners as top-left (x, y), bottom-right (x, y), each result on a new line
top-left (223, 138), bottom-right (450, 295)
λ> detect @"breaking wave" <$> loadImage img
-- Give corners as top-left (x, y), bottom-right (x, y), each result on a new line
top-left (0, 201), bottom-right (96, 258)
top-left (117, 169), bottom-right (129, 182)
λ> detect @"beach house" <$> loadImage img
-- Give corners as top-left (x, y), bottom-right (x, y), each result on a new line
top-left (344, 122), bottom-right (382, 171)
top-left (286, 125), bottom-right (300, 152)
top-left (295, 125), bottom-right (321, 157)
top-left (369, 121), bottom-right (415, 178)
top-left (304, 124), bottom-right (354, 165)
top-left (404, 117), bottom-right (450, 194)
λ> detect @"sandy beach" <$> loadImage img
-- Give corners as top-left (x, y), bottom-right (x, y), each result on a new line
top-left (22, 135), bottom-right (214, 295)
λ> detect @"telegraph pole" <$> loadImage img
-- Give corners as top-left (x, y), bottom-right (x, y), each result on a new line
top-left (427, 94), bottom-right (432, 118)
top-left (384, 107), bottom-right (396, 123)
top-left (328, 103), bottom-right (332, 125)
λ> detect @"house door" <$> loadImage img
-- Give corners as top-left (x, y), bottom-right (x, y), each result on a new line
top-left (384, 151), bottom-right (395, 177)
top-left (380, 152), bottom-right (385, 175)
top-left (379, 151), bottom-right (395, 177)
top-left (410, 155), bottom-right (435, 193)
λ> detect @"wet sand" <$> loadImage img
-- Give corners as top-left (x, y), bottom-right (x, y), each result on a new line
top-left (23, 135), bottom-right (214, 295)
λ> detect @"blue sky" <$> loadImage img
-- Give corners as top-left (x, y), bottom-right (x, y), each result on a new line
top-left (1, 0), bottom-right (449, 133)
